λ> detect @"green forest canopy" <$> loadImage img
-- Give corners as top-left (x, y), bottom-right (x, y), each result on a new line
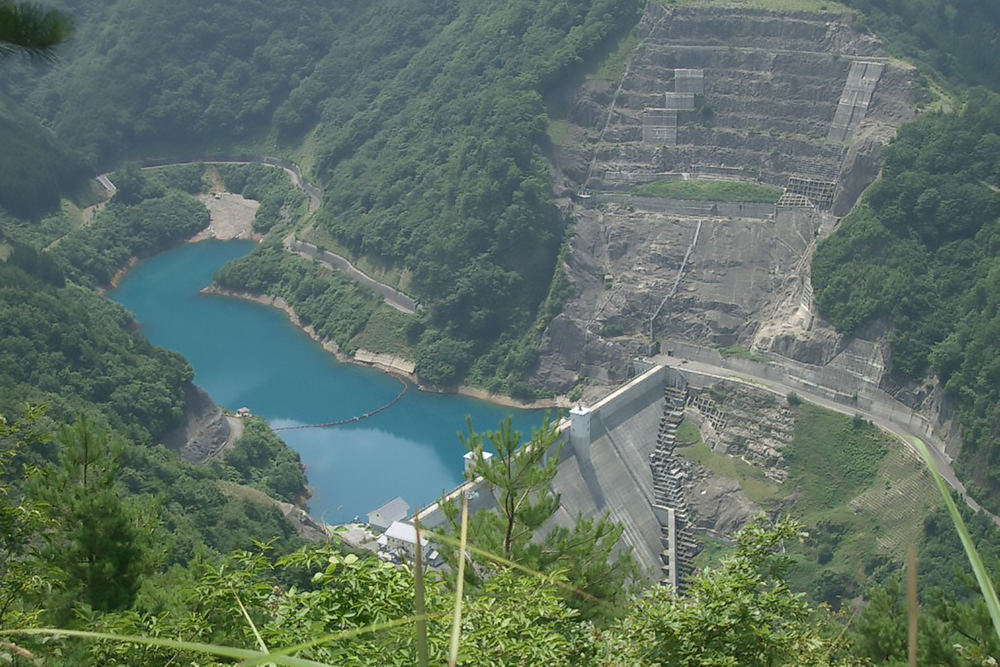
top-left (1, 0), bottom-right (640, 392)
top-left (812, 88), bottom-right (1000, 512)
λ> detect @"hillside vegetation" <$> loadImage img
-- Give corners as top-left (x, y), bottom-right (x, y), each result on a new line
top-left (840, 0), bottom-right (1000, 91)
top-left (0, 93), bottom-right (87, 219)
top-left (677, 402), bottom-right (939, 607)
top-left (3, 0), bottom-right (640, 392)
top-left (0, 258), bottom-right (308, 563)
top-left (812, 89), bottom-right (1000, 511)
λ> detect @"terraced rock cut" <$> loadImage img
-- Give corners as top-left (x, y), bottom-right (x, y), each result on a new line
top-left (587, 5), bottom-right (899, 197)
top-left (534, 3), bottom-right (916, 391)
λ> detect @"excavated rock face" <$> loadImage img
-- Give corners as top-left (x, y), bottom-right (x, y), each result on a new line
top-left (534, 313), bottom-right (632, 393)
top-left (534, 4), bottom-right (917, 392)
top-left (685, 466), bottom-right (760, 535)
top-left (159, 382), bottom-right (232, 463)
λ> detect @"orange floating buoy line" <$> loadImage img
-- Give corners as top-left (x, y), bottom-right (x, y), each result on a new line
top-left (271, 374), bottom-right (408, 431)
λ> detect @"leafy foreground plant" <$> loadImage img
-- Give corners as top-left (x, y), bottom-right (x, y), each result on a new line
top-left (3, 517), bottom-right (871, 666)
top-left (440, 415), bottom-right (640, 619)
top-left (908, 436), bottom-right (1000, 641)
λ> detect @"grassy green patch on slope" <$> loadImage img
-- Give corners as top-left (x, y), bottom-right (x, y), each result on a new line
top-left (783, 404), bottom-right (890, 511)
top-left (678, 403), bottom-right (939, 606)
top-left (719, 345), bottom-right (769, 362)
top-left (633, 180), bottom-right (783, 203)
top-left (675, 420), bottom-right (784, 506)
top-left (586, 30), bottom-right (638, 81)
top-left (546, 119), bottom-right (571, 147)
top-left (349, 305), bottom-right (417, 359)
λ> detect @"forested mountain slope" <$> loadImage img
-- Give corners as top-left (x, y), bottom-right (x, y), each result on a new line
top-left (841, 0), bottom-right (1000, 90)
top-left (3, 0), bottom-right (639, 392)
top-left (813, 89), bottom-right (1000, 510)
top-left (0, 233), bottom-right (309, 566)
top-left (0, 93), bottom-right (87, 218)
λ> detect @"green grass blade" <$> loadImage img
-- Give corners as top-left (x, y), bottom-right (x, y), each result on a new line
top-left (0, 629), bottom-right (327, 667)
top-left (239, 614), bottom-right (444, 667)
top-left (448, 492), bottom-right (469, 667)
top-left (909, 436), bottom-right (1000, 641)
top-left (422, 528), bottom-right (616, 613)
top-left (413, 514), bottom-right (430, 667)
top-left (233, 587), bottom-right (270, 656)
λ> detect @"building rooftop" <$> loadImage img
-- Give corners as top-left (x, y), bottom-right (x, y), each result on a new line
top-left (367, 496), bottom-right (410, 530)
top-left (385, 520), bottom-right (417, 545)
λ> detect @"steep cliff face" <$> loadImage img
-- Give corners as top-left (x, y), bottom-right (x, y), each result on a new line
top-left (159, 382), bottom-right (232, 463)
top-left (534, 3), bottom-right (917, 394)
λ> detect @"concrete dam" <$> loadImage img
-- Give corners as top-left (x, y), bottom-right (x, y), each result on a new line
top-left (416, 364), bottom-right (698, 588)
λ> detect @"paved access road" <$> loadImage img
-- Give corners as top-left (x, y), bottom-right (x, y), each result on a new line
top-left (96, 158), bottom-right (417, 314)
top-left (653, 353), bottom-right (999, 525)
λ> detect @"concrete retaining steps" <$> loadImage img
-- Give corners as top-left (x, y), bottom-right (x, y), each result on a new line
top-left (647, 7), bottom-right (879, 55)
top-left (828, 61), bottom-right (884, 142)
top-left (593, 5), bottom-right (888, 204)
top-left (650, 383), bottom-right (699, 588)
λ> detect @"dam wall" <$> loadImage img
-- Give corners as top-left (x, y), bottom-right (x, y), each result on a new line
top-left (414, 364), bottom-right (686, 579)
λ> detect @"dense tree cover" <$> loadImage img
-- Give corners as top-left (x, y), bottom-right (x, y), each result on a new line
top-left (0, 407), bottom-right (51, 630)
top-left (31, 416), bottom-right (160, 617)
top-left (3, 518), bottom-right (871, 667)
top-left (853, 507), bottom-right (1000, 667)
top-left (143, 163), bottom-right (204, 195)
top-left (215, 241), bottom-right (383, 354)
top-left (313, 0), bottom-right (639, 388)
top-left (0, 261), bottom-right (190, 444)
top-left (50, 183), bottom-right (209, 287)
top-left (0, 263), bottom-right (307, 565)
top-left (216, 163), bottom-right (306, 233)
top-left (0, 407), bottom-right (306, 642)
top-left (920, 501), bottom-right (1000, 597)
top-left (812, 89), bottom-right (1000, 509)
top-left (0, 93), bottom-right (87, 219)
top-left (2, 0), bottom-right (455, 162)
top-left (843, 0), bottom-right (1000, 92)
top-left (220, 418), bottom-right (306, 504)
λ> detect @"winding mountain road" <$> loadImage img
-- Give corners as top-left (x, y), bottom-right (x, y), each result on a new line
top-left (653, 353), bottom-right (1000, 526)
top-left (96, 157), bottom-right (418, 313)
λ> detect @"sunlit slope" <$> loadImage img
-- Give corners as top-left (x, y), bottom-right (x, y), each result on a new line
top-left (9, 0), bottom-right (640, 390)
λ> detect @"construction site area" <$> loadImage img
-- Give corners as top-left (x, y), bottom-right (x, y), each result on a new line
top-left (534, 2), bottom-right (918, 397)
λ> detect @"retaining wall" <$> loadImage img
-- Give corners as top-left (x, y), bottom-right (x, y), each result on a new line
top-left (594, 194), bottom-right (775, 219)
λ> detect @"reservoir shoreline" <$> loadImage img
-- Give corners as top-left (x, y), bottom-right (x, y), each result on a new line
top-left (98, 161), bottom-right (568, 412)
top-left (108, 239), bottom-right (546, 521)
top-left (199, 284), bottom-right (570, 411)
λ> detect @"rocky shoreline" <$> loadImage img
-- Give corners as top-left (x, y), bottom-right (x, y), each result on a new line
top-left (199, 284), bottom-right (570, 411)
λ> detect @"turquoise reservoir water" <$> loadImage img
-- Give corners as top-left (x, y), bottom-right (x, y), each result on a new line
top-left (109, 240), bottom-right (544, 524)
